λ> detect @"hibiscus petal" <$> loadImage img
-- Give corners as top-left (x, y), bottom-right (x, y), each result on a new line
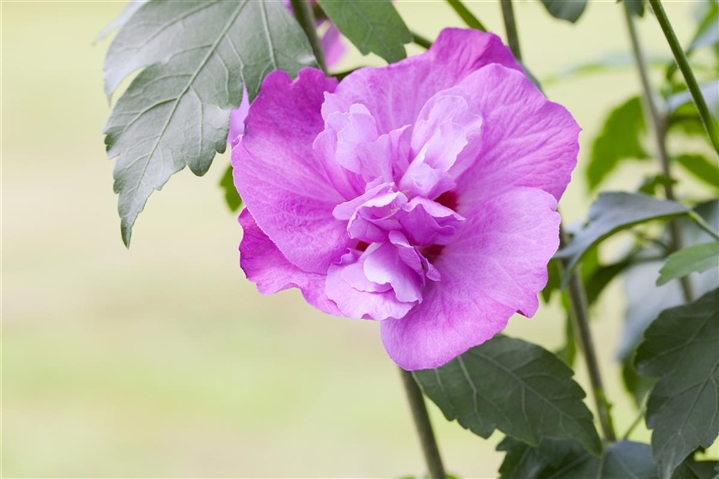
top-left (239, 209), bottom-right (341, 316)
top-left (380, 187), bottom-right (560, 370)
top-left (454, 64), bottom-right (580, 205)
top-left (233, 69), bottom-right (349, 274)
top-left (326, 248), bottom-right (417, 320)
top-left (333, 28), bottom-right (521, 134)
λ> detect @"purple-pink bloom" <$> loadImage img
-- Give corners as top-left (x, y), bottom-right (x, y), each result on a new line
top-left (232, 28), bottom-right (579, 370)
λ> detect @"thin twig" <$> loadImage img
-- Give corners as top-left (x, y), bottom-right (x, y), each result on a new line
top-left (559, 228), bottom-right (618, 442)
top-left (500, 0), bottom-right (522, 62)
top-left (412, 31), bottom-right (433, 50)
top-left (290, 0), bottom-right (327, 73)
top-left (400, 368), bottom-right (447, 479)
top-left (445, 0), bottom-right (487, 31)
top-left (624, 4), bottom-right (695, 301)
top-left (647, 0), bottom-right (719, 154)
top-left (499, 0), bottom-right (616, 443)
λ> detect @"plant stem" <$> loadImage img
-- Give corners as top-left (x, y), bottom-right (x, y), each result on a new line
top-left (622, 402), bottom-right (647, 440)
top-left (501, 0), bottom-right (614, 442)
top-left (412, 31), bottom-right (433, 50)
top-left (647, 0), bottom-right (719, 154)
top-left (559, 228), bottom-right (618, 442)
top-left (400, 368), bottom-right (447, 479)
top-left (445, 0), bottom-right (487, 31)
top-left (624, 4), bottom-right (695, 302)
top-left (290, 0), bottom-right (327, 74)
top-left (499, 0), bottom-right (522, 62)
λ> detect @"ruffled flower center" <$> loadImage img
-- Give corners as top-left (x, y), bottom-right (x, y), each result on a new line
top-left (318, 88), bottom-right (483, 321)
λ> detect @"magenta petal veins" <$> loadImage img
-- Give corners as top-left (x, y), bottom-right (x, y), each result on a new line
top-left (233, 28), bottom-right (579, 370)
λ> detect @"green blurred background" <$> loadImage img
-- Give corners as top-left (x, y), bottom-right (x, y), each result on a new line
top-left (1, 1), bottom-right (707, 477)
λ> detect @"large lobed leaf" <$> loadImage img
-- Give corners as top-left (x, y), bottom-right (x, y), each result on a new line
top-left (102, 0), bottom-right (317, 245)
top-left (498, 437), bottom-right (717, 479)
top-left (413, 336), bottom-right (601, 455)
top-left (635, 288), bottom-right (719, 478)
top-left (555, 192), bottom-right (690, 283)
top-left (499, 438), bottom-right (660, 479)
top-left (618, 200), bottom-right (719, 406)
top-left (316, 0), bottom-right (411, 63)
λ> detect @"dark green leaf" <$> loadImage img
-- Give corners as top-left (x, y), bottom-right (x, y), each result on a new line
top-left (586, 97), bottom-right (649, 191)
top-left (498, 439), bottom-right (659, 479)
top-left (555, 193), bottom-right (690, 283)
top-left (585, 258), bottom-right (635, 306)
top-left (552, 440), bottom-right (659, 479)
top-left (657, 242), bottom-right (719, 286)
top-left (316, 0), bottom-right (411, 63)
top-left (497, 436), bottom-right (585, 479)
top-left (537, 0), bottom-right (587, 23)
top-left (413, 336), bottom-right (601, 455)
top-left (676, 154), bottom-right (719, 189)
top-left (219, 165), bottom-right (242, 212)
top-left (103, 0), bottom-right (316, 245)
top-left (635, 288), bottom-right (719, 478)
top-left (541, 259), bottom-right (562, 303)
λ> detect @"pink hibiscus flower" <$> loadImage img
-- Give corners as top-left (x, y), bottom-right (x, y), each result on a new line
top-left (232, 28), bottom-right (579, 370)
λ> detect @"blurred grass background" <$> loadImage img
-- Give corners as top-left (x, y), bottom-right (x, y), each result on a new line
top-left (1, 0), bottom-right (708, 477)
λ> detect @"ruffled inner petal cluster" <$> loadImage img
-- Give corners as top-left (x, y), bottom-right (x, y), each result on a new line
top-left (233, 28), bottom-right (579, 370)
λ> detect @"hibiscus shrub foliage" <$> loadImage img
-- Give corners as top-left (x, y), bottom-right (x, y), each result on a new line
top-left (99, 0), bottom-right (718, 477)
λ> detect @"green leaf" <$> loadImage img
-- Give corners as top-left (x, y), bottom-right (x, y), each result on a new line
top-left (657, 242), bottom-right (719, 286)
top-left (635, 288), bottom-right (719, 478)
top-left (537, 0), bottom-right (587, 23)
top-left (586, 97), bottom-right (649, 191)
top-left (638, 173), bottom-right (678, 196)
top-left (103, 0), bottom-right (316, 246)
top-left (552, 441), bottom-right (660, 478)
top-left (676, 154), bottom-right (719, 189)
top-left (555, 192), bottom-right (690, 283)
top-left (497, 436), bottom-right (585, 479)
top-left (413, 336), bottom-right (601, 455)
top-left (219, 165), bottom-right (242, 212)
top-left (498, 439), bottom-right (659, 479)
top-left (316, 0), bottom-right (411, 63)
